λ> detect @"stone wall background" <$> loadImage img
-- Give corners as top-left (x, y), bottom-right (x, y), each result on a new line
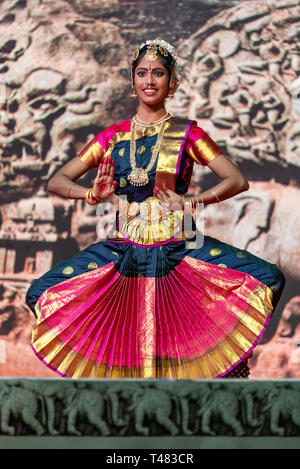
top-left (0, 0), bottom-right (299, 378)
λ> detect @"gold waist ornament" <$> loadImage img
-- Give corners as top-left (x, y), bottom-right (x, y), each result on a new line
top-left (117, 196), bottom-right (185, 246)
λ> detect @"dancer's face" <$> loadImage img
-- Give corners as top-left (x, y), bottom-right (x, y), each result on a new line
top-left (134, 57), bottom-right (170, 106)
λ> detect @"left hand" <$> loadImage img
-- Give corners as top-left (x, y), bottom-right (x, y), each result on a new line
top-left (154, 182), bottom-right (184, 211)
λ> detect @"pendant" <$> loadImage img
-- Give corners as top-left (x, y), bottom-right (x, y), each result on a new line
top-left (128, 168), bottom-right (149, 186)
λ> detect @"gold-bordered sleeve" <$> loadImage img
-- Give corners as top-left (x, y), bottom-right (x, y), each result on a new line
top-left (77, 136), bottom-right (105, 169)
top-left (186, 122), bottom-right (223, 165)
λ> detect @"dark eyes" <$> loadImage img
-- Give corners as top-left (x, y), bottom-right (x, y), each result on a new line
top-left (136, 71), bottom-right (164, 77)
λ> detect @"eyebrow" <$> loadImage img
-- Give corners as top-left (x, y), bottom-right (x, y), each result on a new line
top-left (136, 67), bottom-right (166, 71)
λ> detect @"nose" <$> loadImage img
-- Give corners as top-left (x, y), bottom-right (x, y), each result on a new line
top-left (145, 72), bottom-right (155, 86)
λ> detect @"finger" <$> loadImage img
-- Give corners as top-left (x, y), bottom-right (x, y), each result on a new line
top-left (103, 156), bottom-right (113, 174)
top-left (104, 156), bottom-right (111, 176)
top-left (105, 157), bottom-right (114, 177)
top-left (100, 160), bottom-right (107, 177)
top-left (164, 189), bottom-right (172, 198)
top-left (157, 190), bottom-right (168, 204)
top-left (153, 186), bottom-right (160, 197)
top-left (154, 187), bottom-right (163, 200)
top-left (164, 189), bottom-right (173, 199)
top-left (109, 163), bottom-right (115, 177)
top-left (95, 170), bottom-right (107, 183)
top-left (97, 163), bottom-right (103, 176)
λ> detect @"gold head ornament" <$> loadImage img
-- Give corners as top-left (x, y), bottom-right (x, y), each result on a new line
top-left (145, 44), bottom-right (158, 61)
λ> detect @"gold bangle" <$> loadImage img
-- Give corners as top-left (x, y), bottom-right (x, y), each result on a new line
top-left (210, 189), bottom-right (220, 203)
top-left (85, 188), bottom-right (101, 205)
top-left (192, 195), bottom-right (204, 208)
top-left (89, 188), bottom-right (102, 204)
top-left (67, 182), bottom-right (76, 199)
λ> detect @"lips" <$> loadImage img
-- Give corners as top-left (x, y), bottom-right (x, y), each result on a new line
top-left (143, 88), bottom-right (157, 94)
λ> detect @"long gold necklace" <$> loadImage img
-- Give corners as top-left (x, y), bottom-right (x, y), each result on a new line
top-left (128, 119), bottom-right (168, 186)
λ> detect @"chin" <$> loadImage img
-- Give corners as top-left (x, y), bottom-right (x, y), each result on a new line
top-left (139, 96), bottom-right (167, 105)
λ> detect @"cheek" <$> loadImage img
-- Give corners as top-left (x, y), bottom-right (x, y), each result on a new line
top-left (134, 74), bottom-right (144, 86)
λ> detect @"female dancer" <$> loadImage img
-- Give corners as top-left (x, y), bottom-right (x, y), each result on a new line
top-left (26, 39), bottom-right (285, 379)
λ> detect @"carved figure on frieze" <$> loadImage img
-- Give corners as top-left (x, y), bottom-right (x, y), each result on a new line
top-left (240, 17), bottom-right (267, 54)
top-left (61, 382), bottom-right (110, 436)
top-left (191, 37), bottom-right (224, 104)
top-left (262, 383), bottom-right (300, 436)
top-left (154, 380), bottom-right (199, 436)
top-left (259, 81), bottom-right (289, 131)
top-left (195, 383), bottom-right (244, 436)
top-left (240, 383), bottom-right (267, 431)
top-left (282, 28), bottom-right (300, 76)
top-left (221, 126), bottom-right (255, 164)
top-left (126, 384), bottom-right (180, 436)
top-left (237, 29), bottom-right (289, 85)
top-left (251, 130), bottom-right (283, 164)
top-left (0, 381), bottom-right (45, 436)
top-left (21, 380), bottom-right (78, 436)
top-left (215, 76), bottom-right (257, 136)
top-left (240, 382), bottom-right (300, 436)
top-left (259, 28), bottom-right (289, 80)
top-left (107, 382), bottom-right (142, 431)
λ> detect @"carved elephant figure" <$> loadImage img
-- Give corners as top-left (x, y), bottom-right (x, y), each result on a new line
top-left (240, 383), bottom-right (276, 430)
top-left (127, 386), bottom-right (180, 436)
top-left (107, 382), bottom-right (142, 430)
top-left (0, 382), bottom-right (45, 436)
top-left (21, 380), bottom-right (77, 435)
top-left (196, 384), bottom-right (244, 436)
top-left (154, 380), bottom-right (201, 436)
top-left (262, 385), bottom-right (300, 436)
top-left (240, 382), bottom-right (300, 436)
top-left (61, 383), bottom-right (110, 436)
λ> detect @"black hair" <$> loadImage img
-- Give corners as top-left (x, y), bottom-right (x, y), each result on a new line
top-left (131, 44), bottom-right (175, 85)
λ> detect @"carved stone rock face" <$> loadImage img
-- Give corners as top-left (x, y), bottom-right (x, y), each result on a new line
top-left (169, 1), bottom-right (299, 168)
top-left (0, 0), bottom-right (298, 378)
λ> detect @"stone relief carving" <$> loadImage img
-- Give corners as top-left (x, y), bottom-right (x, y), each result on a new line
top-left (169, 2), bottom-right (300, 168)
top-left (0, 379), bottom-right (299, 437)
top-left (0, 0), bottom-right (298, 379)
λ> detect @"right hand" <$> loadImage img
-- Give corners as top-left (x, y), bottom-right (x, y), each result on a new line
top-left (92, 156), bottom-right (117, 201)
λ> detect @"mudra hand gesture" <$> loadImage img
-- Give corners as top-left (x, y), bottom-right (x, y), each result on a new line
top-left (92, 156), bottom-right (117, 201)
top-left (154, 182), bottom-right (184, 211)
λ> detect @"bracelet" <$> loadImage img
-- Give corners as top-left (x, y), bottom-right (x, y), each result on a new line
top-left (183, 195), bottom-right (204, 210)
top-left (67, 182), bottom-right (76, 199)
top-left (85, 188), bottom-right (102, 205)
top-left (182, 197), bottom-right (192, 211)
top-left (210, 189), bottom-right (220, 203)
top-left (191, 195), bottom-right (204, 209)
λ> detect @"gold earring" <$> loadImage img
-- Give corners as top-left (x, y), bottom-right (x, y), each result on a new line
top-left (167, 89), bottom-right (174, 99)
top-left (130, 87), bottom-right (138, 98)
top-left (130, 68), bottom-right (138, 97)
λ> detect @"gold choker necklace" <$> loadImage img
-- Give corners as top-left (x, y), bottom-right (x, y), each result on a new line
top-left (133, 112), bottom-right (171, 128)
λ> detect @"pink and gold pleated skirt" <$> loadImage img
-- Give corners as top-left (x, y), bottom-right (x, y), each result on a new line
top-left (29, 237), bottom-right (280, 379)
